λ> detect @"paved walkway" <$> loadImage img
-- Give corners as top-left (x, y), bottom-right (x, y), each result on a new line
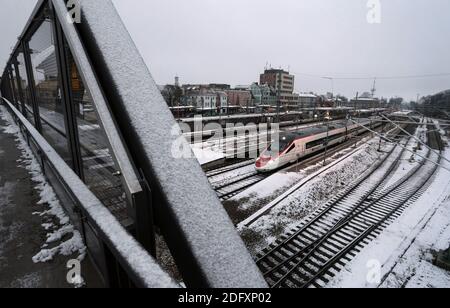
top-left (0, 116), bottom-right (101, 288)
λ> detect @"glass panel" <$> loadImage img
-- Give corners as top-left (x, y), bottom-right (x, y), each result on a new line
top-left (1, 71), bottom-right (13, 102)
top-left (64, 41), bottom-right (128, 220)
top-left (10, 64), bottom-right (21, 107)
top-left (7, 68), bottom-right (17, 104)
top-left (28, 16), bottom-right (72, 166)
top-left (16, 52), bottom-right (35, 125)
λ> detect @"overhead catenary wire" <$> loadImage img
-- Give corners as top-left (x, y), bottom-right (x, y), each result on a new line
top-left (348, 119), bottom-right (450, 173)
top-left (289, 70), bottom-right (450, 96)
top-left (380, 114), bottom-right (450, 165)
top-left (373, 119), bottom-right (450, 127)
top-left (292, 71), bottom-right (450, 81)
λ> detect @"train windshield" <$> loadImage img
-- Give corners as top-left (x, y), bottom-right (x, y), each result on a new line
top-left (266, 136), bottom-right (291, 157)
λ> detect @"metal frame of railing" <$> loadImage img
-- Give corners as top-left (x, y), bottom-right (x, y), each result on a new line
top-left (51, 0), bottom-right (156, 255)
top-left (0, 97), bottom-right (178, 288)
top-left (0, 0), bottom-right (268, 288)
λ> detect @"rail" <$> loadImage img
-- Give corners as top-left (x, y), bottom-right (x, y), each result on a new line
top-left (73, 0), bottom-right (267, 288)
top-left (257, 124), bottom-right (442, 288)
top-left (0, 97), bottom-right (178, 288)
top-left (0, 0), bottom-right (267, 288)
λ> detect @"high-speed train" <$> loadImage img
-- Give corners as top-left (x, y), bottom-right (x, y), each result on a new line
top-left (255, 119), bottom-right (379, 172)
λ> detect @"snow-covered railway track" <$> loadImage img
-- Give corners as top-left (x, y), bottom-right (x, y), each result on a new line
top-left (257, 125), bottom-right (443, 288)
top-left (215, 172), bottom-right (271, 202)
top-left (205, 159), bottom-right (255, 178)
top-left (210, 123), bottom-right (398, 203)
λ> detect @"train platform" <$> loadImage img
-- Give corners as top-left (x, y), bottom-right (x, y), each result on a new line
top-left (0, 114), bottom-right (101, 288)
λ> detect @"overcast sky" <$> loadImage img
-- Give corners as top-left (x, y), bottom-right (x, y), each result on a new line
top-left (1, 0), bottom-right (450, 101)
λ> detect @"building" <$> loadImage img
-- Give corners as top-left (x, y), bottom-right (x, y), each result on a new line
top-left (181, 87), bottom-right (230, 115)
top-left (260, 69), bottom-right (294, 93)
top-left (182, 83), bottom-right (230, 91)
top-left (225, 88), bottom-right (253, 113)
top-left (259, 84), bottom-right (277, 110)
top-left (260, 68), bottom-right (299, 111)
top-left (0, 0), bottom-right (266, 288)
top-left (209, 83), bottom-right (231, 90)
top-left (298, 93), bottom-right (318, 109)
top-left (420, 90), bottom-right (450, 118)
top-left (217, 91), bottom-right (228, 114)
top-left (249, 83), bottom-right (262, 106)
top-left (349, 97), bottom-right (381, 109)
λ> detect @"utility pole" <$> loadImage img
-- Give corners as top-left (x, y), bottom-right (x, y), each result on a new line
top-left (276, 73), bottom-right (281, 124)
top-left (323, 119), bottom-right (330, 166)
top-left (378, 113), bottom-right (385, 152)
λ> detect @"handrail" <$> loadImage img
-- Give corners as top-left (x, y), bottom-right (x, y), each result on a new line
top-left (0, 97), bottom-right (178, 288)
top-left (74, 0), bottom-right (267, 288)
top-left (52, 0), bottom-right (142, 200)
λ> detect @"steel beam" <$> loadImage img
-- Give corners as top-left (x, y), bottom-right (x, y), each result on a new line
top-left (73, 0), bottom-right (267, 288)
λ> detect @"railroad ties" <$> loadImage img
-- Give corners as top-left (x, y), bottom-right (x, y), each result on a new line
top-left (256, 123), bottom-right (443, 288)
top-left (206, 120), bottom-right (398, 203)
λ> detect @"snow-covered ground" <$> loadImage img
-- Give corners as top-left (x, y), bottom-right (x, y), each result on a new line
top-left (0, 106), bottom-right (86, 287)
top-left (239, 137), bottom-right (391, 255)
top-left (382, 123), bottom-right (428, 189)
top-left (327, 125), bottom-right (450, 288)
top-left (191, 146), bottom-right (225, 165)
top-left (208, 163), bottom-right (256, 187)
top-left (190, 119), bottom-right (349, 165)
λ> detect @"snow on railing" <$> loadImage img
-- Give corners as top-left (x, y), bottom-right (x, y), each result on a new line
top-left (0, 97), bottom-right (178, 288)
top-left (72, 0), bottom-right (267, 288)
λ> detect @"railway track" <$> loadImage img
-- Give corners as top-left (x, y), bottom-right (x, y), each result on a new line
top-left (209, 123), bottom-right (397, 202)
top-left (205, 159), bottom-right (255, 177)
top-left (256, 123), bottom-right (442, 288)
top-left (214, 172), bottom-right (271, 202)
top-left (206, 158), bottom-right (271, 202)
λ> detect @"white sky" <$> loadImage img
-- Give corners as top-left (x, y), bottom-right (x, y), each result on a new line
top-left (1, 0), bottom-right (450, 101)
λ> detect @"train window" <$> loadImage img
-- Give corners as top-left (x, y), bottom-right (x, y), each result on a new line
top-left (267, 138), bottom-right (291, 157)
top-left (306, 138), bottom-right (325, 149)
top-left (328, 132), bottom-right (346, 141)
top-left (285, 144), bottom-right (295, 154)
top-left (28, 15), bottom-right (72, 166)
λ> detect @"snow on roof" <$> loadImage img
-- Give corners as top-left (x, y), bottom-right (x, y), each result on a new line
top-left (169, 106), bottom-right (195, 110)
top-left (298, 93), bottom-right (317, 98)
top-left (351, 97), bottom-right (380, 101)
top-left (180, 111), bottom-right (303, 122)
top-left (391, 111), bottom-right (413, 116)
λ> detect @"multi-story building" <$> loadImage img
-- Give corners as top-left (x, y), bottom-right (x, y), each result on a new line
top-left (259, 84), bottom-right (277, 108)
top-left (235, 83), bottom-right (278, 112)
top-left (183, 88), bottom-right (218, 115)
top-left (225, 88), bottom-right (253, 113)
top-left (349, 97), bottom-right (380, 109)
top-left (209, 84), bottom-right (231, 91)
top-left (260, 68), bottom-right (299, 111)
top-left (260, 69), bottom-right (294, 92)
top-left (249, 83), bottom-right (262, 106)
top-left (216, 91), bottom-right (228, 114)
top-left (298, 93), bottom-right (318, 109)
